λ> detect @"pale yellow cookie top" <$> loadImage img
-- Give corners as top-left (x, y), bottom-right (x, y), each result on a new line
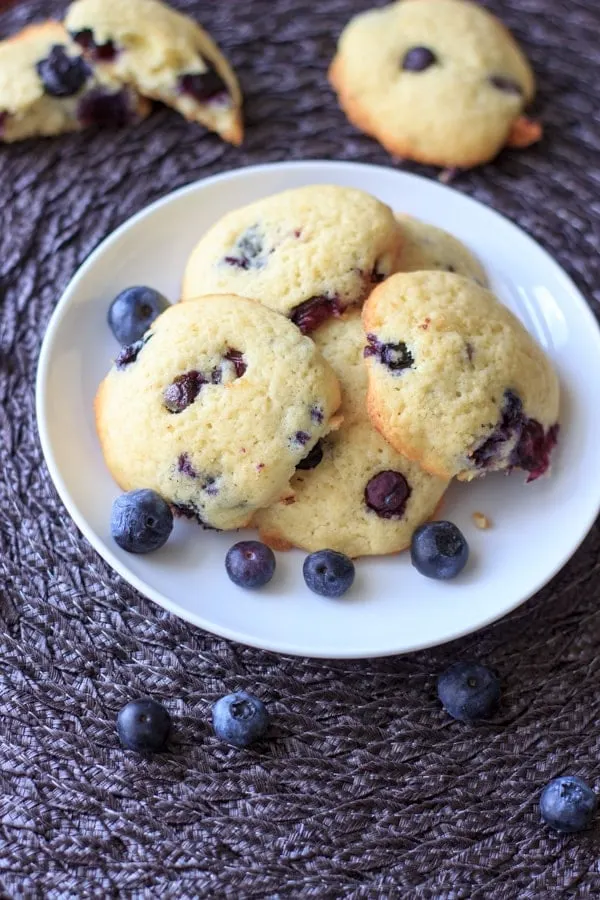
top-left (396, 214), bottom-right (488, 286)
top-left (329, 0), bottom-right (535, 167)
top-left (182, 185), bottom-right (403, 328)
top-left (65, 0), bottom-right (243, 143)
top-left (95, 295), bottom-right (341, 531)
top-left (363, 271), bottom-right (559, 480)
top-left (0, 22), bottom-right (75, 112)
top-left (255, 312), bottom-right (448, 556)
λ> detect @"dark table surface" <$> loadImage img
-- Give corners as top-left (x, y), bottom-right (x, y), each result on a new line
top-left (1, 0), bottom-right (600, 896)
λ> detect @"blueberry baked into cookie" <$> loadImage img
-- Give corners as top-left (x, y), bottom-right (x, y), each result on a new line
top-left (182, 185), bottom-right (403, 333)
top-left (254, 312), bottom-right (448, 557)
top-left (329, 0), bottom-right (541, 168)
top-left (65, 0), bottom-right (243, 144)
top-left (396, 214), bottom-right (488, 286)
top-left (362, 271), bottom-right (559, 482)
top-left (0, 21), bottom-right (148, 142)
top-left (95, 295), bottom-right (342, 531)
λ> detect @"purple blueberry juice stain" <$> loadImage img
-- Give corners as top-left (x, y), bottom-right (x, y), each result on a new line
top-left (163, 371), bottom-right (207, 413)
top-left (471, 389), bottom-right (559, 481)
top-left (71, 29), bottom-right (118, 62)
top-left (310, 405), bottom-right (324, 425)
top-left (370, 262), bottom-right (387, 284)
top-left (290, 295), bottom-right (344, 334)
top-left (115, 339), bottom-right (144, 369)
top-left (364, 334), bottom-right (414, 373)
top-left (224, 226), bottom-right (266, 270)
top-left (177, 453), bottom-right (197, 478)
top-left (365, 471), bottom-right (412, 519)
top-left (294, 431), bottom-right (311, 446)
top-left (77, 88), bottom-right (134, 128)
top-left (223, 348), bottom-right (247, 378)
top-left (178, 64), bottom-right (229, 104)
top-left (171, 502), bottom-right (219, 531)
top-left (203, 476), bottom-right (219, 496)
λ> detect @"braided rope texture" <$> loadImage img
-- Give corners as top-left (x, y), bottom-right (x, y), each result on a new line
top-left (1, 0), bottom-right (599, 896)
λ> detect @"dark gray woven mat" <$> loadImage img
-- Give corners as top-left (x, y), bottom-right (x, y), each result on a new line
top-left (1, 0), bottom-right (600, 896)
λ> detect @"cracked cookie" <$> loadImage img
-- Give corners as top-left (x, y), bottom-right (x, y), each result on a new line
top-left (0, 21), bottom-right (148, 142)
top-left (65, 0), bottom-right (243, 144)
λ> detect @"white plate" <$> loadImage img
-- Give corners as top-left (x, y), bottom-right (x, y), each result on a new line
top-left (36, 161), bottom-right (600, 658)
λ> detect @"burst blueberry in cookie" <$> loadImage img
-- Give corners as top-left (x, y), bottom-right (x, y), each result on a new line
top-left (65, 0), bottom-right (244, 144)
top-left (95, 295), bottom-right (341, 531)
top-left (182, 185), bottom-right (403, 330)
top-left (363, 271), bottom-right (559, 482)
top-left (0, 20), bottom-right (148, 143)
top-left (329, 0), bottom-right (541, 168)
top-left (255, 313), bottom-right (448, 558)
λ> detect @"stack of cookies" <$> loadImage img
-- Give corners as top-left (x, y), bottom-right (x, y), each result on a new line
top-left (96, 184), bottom-right (560, 558)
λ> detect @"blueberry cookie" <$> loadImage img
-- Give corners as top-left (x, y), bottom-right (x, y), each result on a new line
top-left (65, 0), bottom-right (243, 144)
top-left (95, 295), bottom-right (342, 531)
top-left (254, 313), bottom-right (448, 557)
top-left (363, 271), bottom-right (559, 482)
top-left (182, 185), bottom-right (403, 333)
top-left (396, 214), bottom-right (488, 286)
top-left (329, 0), bottom-right (541, 168)
top-left (0, 22), bottom-right (148, 142)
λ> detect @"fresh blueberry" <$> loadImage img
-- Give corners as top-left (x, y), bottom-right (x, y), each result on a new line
top-left (108, 286), bottom-right (169, 345)
top-left (303, 549), bottom-right (355, 598)
top-left (36, 44), bottom-right (90, 97)
top-left (296, 440), bottom-right (323, 470)
top-left (540, 776), bottom-right (598, 833)
top-left (402, 46), bottom-right (437, 72)
top-left (411, 521), bottom-right (469, 579)
top-left (225, 541), bottom-right (276, 589)
top-left (117, 698), bottom-right (171, 752)
top-left (437, 661), bottom-right (500, 722)
top-left (212, 691), bottom-right (270, 747)
top-left (111, 489), bottom-right (173, 553)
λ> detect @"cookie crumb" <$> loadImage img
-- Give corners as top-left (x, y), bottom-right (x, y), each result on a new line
top-left (472, 511), bottom-right (492, 530)
top-left (439, 167), bottom-right (460, 185)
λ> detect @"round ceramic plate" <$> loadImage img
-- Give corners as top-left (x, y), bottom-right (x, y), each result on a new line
top-left (36, 161), bottom-right (600, 658)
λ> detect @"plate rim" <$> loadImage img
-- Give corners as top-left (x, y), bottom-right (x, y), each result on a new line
top-left (35, 159), bottom-right (600, 658)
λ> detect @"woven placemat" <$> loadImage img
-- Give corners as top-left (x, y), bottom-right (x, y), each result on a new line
top-left (1, 0), bottom-right (599, 896)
